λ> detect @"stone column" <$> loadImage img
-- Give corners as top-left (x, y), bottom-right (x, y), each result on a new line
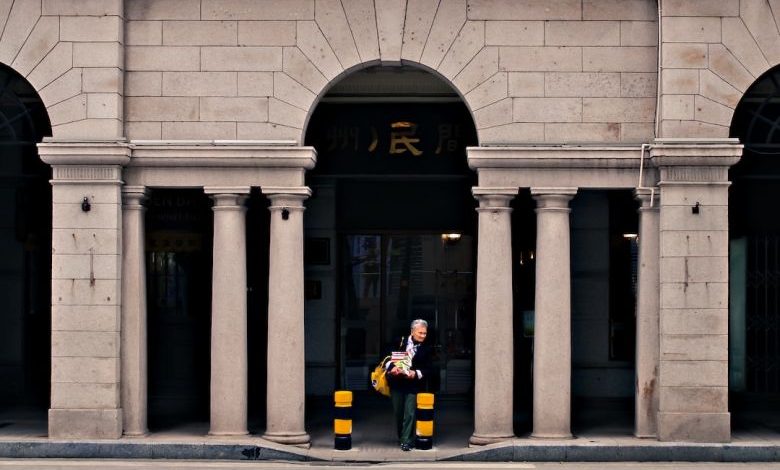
top-left (634, 188), bottom-right (660, 438)
top-left (652, 139), bottom-right (741, 443)
top-left (470, 187), bottom-right (517, 446)
top-left (206, 187), bottom-right (250, 436)
top-left (262, 187), bottom-right (312, 446)
top-left (121, 186), bottom-right (149, 436)
top-left (38, 141), bottom-right (130, 439)
top-left (531, 187), bottom-right (577, 439)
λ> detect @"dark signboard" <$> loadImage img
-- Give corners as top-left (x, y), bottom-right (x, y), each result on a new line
top-left (305, 102), bottom-right (477, 176)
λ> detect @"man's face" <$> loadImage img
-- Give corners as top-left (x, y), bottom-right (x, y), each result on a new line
top-left (411, 326), bottom-right (427, 343)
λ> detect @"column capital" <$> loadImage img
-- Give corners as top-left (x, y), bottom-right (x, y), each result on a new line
top-left (634, 188), bottom-right (660, 210)
top-left (205, 186), bottom-right (250, 210)
top-left (531, 187), bottom-right (577, 210)
top-left (122, 186), bottom-right (149, 209)
top-left (262, 186), bottom-right (311, 210)
top-left (650, 138), bottom-right (742, 183)
top-left (472, 187), bottom-right (517, 210)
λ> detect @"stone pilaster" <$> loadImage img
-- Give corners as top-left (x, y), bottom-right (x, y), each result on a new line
top-left (205, 187), bottom-right (250, 436)
top-left (262, 187), bottom-right (311, 447)
top-left (531, 187), bottom-right (577, 439)
top-left (38, 140), bottom-right (130, 439)
top-left (634, 187), bottom-right (660, 438)
top-left (121, 186), bottom-right (149, 436)
top-left (470, 187), bottom-right (518, 446)
top-left (652, 139), bottom-right (742, 443)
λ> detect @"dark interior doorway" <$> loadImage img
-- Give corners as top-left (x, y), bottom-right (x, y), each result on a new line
top-left (145, 189), bottom-right (213, 430)
top-left (511, 189), bottom-right (638, 437)
top-left (0, 64), bottom-right (52, 428)
top-left (729, 66), bottom-right (780, 435)
top-left (145, 188), bottom-right (270, 433)
top-left (302, 66), bottom-right (478, 439)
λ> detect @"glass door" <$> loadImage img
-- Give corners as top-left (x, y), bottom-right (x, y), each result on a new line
top-left (340, 233), bottom-right (475, 395)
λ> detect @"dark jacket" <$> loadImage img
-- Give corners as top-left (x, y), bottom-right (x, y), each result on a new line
top-left (386, 335), bottom-right (432, 394)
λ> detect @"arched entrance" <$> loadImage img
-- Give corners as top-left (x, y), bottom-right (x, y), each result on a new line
top-left (0, 64), bottom-right (52, 430)
top-left (729, 66), bottom-right (780, 434)
top-left (302, 65), bottom-right (478, 444)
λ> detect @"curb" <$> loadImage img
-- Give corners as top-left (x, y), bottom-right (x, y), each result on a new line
top-left (0, 440), bottom-right (778, 462)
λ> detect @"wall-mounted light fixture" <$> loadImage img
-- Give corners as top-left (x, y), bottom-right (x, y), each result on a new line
top-left (692, 202), bottom-right (700, 214)
top-left (281, 208), bottom-right (290, 220)
top-left (440, 233), bottom-right (462, 244)
top-left (81, 196), bottom-right (91, 212)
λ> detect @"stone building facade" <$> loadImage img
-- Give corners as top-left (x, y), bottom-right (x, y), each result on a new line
top-left (0, 0), bottom-right (778, 448)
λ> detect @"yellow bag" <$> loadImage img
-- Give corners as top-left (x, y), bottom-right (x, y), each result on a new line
top-left (370, 356), bottom-right (391, 397)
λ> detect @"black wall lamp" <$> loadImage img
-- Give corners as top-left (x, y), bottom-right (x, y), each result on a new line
top-left (692, 202), bottom-right (700, 214)
top-left (281, 208), bottom-right (290, 220)
top-left (81, 196), bottom-right (91, 212)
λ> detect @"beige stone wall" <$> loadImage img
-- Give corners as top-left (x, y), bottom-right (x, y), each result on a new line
top-left (123, 0), bottom-right (658, 144)
top-left (658, 0), bottom-right (780, 138)
top-left (0, 0), bottom-right (124, 139)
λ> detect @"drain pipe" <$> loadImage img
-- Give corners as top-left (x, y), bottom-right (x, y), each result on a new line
top-left (637, 143), bottom-right (655, 207)
top-left (638, 0), bottom-right (663, 207)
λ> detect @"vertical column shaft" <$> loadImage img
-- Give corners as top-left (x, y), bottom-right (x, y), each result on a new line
top-left (634, 188), bottom-right (660, 438)
top-left (470, 187), bottom-right (517, 446)
top-left (531, 188), bottom-right (576, 439)
top-left (121, 186), bottom-right (149, 436)
top-left (262, 188), bottom-right (311, 446)
top-left (206, 188), bottom-right (249, 436)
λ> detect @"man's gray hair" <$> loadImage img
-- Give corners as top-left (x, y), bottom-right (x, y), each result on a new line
top-left (410, 319), bottom-right (428, 330)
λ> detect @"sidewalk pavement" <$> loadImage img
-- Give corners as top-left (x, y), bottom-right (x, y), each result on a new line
top-left (0, 398), bottom-right (778, 462)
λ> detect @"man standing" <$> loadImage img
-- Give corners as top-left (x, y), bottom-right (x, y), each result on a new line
top-left (387, 319), bottom-right (431, 451)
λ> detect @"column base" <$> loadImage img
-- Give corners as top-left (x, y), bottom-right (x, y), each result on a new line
top-left (658, 412), bottom-right (730, 443)
top-left (49, 408), bottom-right (122, 439)
top-left (262, 431), bottom-right (311, 448)
top-left (123, 430), bottom-right (149, 437)
top-left (469, 433), bottom-right (515, 446)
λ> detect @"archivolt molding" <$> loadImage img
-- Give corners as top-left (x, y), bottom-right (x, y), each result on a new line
top-left (660, 1), bottom-right (780, 140)
top-left (0, 1), bottom-right (124, 140)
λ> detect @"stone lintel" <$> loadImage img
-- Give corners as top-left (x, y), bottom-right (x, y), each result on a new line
top-left (128, 141), bottom-right (316, 169)
top-left (468, 145), bottom-right (646, 170)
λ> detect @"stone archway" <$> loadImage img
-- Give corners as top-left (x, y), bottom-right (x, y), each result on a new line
top-left (301, 64), bottom-right (480, 446)
top-left (0, 62), bottom-right (52, 431)
top-left (728, 65), bottom-right (780, 434)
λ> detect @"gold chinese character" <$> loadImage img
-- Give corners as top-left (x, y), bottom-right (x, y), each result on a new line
top-left (435, 124), bottom-right (459, 154)
top-left (389, 121), bottom-right (423, 156)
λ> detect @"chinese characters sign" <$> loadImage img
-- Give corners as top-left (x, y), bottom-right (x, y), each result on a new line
top-left (306, 102), bottom-right (476, 176)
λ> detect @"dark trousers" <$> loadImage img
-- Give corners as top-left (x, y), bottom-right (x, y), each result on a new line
top-left (391, 389), bottom-right (416, 445)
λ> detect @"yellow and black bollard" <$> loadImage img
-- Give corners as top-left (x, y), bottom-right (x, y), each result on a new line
top-left (415, 392), bottom-right (434, 450)
top-left (334, 390), bottom-right (352, 450)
